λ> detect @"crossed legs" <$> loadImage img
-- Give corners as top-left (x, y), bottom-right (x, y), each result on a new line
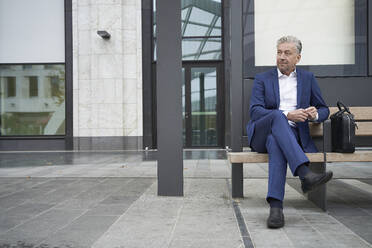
top-left (250, 110), bottom-right (309, 201)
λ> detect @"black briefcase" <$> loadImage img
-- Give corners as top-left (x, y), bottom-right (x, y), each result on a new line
top-left (330, 101), bottom-right (357, 153)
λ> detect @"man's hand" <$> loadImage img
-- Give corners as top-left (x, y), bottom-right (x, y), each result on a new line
top-left (287, 109), bottom-right (308, 122)
top-left (305, 106), bottom-right (318, 121)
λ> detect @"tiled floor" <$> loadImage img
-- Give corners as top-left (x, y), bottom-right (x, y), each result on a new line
top-left (0, 150), bottom-right (371, 248)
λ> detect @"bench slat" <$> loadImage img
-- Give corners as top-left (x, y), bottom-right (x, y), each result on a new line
top-left (326, 151), bottom-right (372, 162)
top-left (228, 152), bottom-right (324, 163)
top-left (329, 107), bottom-right (372, 121)
top-left (309, 122), bottom-right (372, 137)
top-left (355, 122), bottom-right (372, 136)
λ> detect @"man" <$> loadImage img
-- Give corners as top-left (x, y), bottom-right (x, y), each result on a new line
top-left (246, 36), bottom-right (333, 228)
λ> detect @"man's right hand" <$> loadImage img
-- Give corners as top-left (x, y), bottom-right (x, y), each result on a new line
top-left (287, 109), bottom-right (308, 122)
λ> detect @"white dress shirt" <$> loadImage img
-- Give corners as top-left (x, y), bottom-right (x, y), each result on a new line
top-left (278, 68), bottom-right (318, 126)
top-left (278, 69), bottom-right (297, 126)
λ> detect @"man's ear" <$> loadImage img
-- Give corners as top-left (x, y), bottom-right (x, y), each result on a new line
top-left (296, 54), bottom-right (301, 64)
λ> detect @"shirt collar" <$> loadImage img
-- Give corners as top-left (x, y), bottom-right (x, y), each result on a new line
top-left (277, 68), bottom-right (297, 78)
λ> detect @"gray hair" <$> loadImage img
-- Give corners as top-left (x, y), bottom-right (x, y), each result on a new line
top-left (277, 35), bottom-right (302, 54)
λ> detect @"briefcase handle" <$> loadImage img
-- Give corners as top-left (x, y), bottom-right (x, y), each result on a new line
top-left (337, 101), bottom-right (351, 114)
top-left (336, 101), bottom-right (358, 129)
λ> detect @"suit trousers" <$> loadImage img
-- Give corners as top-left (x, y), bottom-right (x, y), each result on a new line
top-left (250, 110), bottom-right (309, 201)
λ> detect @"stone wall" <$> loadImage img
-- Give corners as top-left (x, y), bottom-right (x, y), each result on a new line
top-left (72, 0), bottom-right (142, 137)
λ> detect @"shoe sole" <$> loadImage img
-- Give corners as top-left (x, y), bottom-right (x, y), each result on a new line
top-left (302, 171), bottom-right (333, 194)
top-left (267, 220), bottom-right (285, 229)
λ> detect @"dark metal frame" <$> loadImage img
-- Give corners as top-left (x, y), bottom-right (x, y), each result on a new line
top-left (146, 0), bottom-right (226, 149)
top-left (142, 0), bottom-right (154, 149)
top-left (243, 0), bottom-right (368, 78)
top-left (182, 61), bottom-right (225, 148)
top-left (369, 0), bottom-right (372, 76)
top-left (0, 0), bottom-right (73, 150)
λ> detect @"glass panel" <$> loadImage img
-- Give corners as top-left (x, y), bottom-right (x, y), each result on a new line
top-left (183, 23), bottom-right (209, 37)
top-left (182, 38), bottom-right (222, 60)
top-left (209, 17), bottom-right (221, 36)
top-left (0, 0), bottom-right (65, 63)
top-left (254, 0), bottom-right (355, 66)
top-left (190, 67), bottom-right (217, 146)
top-left (154, 38), bottom-right (222, 61)
top-left (29, 77), bottom-right (38, 97)
top-left (188, 6), bottom-right (215, 25)
top-left (6, 77), bottom-right (16, 97)
top-left (153, 0), bottom-right (222, 61)
top-left (0, 64), bottom-right (66, 136)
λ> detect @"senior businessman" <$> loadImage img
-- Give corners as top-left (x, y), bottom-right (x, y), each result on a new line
top-left (247, 35), bottom-right (333, 228)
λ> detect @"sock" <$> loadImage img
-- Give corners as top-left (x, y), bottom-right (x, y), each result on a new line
top-left (268, 197), bottom-right (283, 209)
top-left (296, 163), bottom-right (310, 180)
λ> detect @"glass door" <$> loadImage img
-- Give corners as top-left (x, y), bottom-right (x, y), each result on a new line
top-left (183, 64), bottom-right (223, 147)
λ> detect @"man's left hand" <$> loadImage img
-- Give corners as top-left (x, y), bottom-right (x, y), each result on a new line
top-left (305, 106), bottom-right (317, 120)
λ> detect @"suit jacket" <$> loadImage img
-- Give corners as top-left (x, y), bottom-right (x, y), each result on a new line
top-left (246, 68), bottom-right (329, 153)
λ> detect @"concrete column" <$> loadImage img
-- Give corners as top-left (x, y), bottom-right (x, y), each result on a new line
top-left (156, 0), bottom-right (183, 196)
top-left (230, 0), bottom-right (244, 198)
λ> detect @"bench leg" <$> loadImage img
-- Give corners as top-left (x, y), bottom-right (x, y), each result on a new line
top-left (307, 162), bottom-right (327, 211)
top-left (232, 163), bottom-right (243, 198)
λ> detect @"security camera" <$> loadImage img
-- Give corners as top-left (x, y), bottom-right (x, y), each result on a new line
top-left (97, 30), bottom-right (111, 39)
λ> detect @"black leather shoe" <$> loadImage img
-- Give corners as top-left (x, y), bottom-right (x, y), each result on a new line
top-left (267, 207), bottom-right (284, 228)
top-left (301, 171), bottom-right (333, 193)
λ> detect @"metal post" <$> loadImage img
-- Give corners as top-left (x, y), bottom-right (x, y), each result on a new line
top-left (156, 0), bottom-right (183, 196)
top-left (230, 0), bottom-right (244, 198)
top-left (307, 120), bottom-right (332, 211)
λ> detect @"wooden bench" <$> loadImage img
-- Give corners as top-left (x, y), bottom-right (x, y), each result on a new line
top-left (228, 107), bottom-right (372, 211)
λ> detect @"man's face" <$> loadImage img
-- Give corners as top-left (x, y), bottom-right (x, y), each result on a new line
top-left (276, 42), bottom-right (301, 76)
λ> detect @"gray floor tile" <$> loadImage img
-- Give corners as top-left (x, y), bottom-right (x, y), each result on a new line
top-left (39, 215), bottom-right (118, 248)
top-left (0, 152), bottom-right (371, 248)
top-left (28, 179), bottom-right (102, 205)
top-left (0, 209), bottom-right (85, 246)
top-left (169, 238), bottom-right (243, 248)
top-left (3, 202), bottom-right (54, 217)
top-left (0, 214), bottom-right (28, 234)
top-left (55, 179), bottom-right (128, 210)
top-left (327, 233), bottom-right (372, 248)
top-left (85, 203), bottom-right (133, 216)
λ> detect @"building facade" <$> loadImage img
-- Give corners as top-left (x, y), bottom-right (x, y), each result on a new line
top-left (0, 0), bottom-right (371, 151)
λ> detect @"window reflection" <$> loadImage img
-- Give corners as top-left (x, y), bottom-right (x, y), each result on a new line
top-left (0, 64), bottom-right (66, 136)
top-left (153, 0), bottom-right (222, 61)
top-left (190, 67), bottom-right (217, 146)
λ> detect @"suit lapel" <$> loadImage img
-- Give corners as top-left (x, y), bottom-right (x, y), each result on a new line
top-left (272, 69), bottom-right (280, 108)
top-left (296, 69), bottom-right (302, 109)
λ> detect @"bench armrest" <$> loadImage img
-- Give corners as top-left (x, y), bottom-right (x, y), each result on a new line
top-left (323, 119), bottom-right (332, 152)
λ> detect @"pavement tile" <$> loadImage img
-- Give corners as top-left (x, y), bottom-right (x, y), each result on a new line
top-left (39, 215), bottom-right (118, 248)
top-left (54, 179), bottom-right (128, 210)
top-left (85, 203), bottom-right (133, 216)
top-left (28, 179), bottom-right (101, 204)
top-left (0, 152), bottom-right (371, 248)
top-left (0, 209), bottom-right (85, 246)
top-left (2, 202), bottom-right (54, 217)
top-left (249, 228), bottom-right (294, 248)
top-left (0, 214), bottom-right (28, 234)
top-left (92, 182), bottom-right (184, 248)
top-left (169, 238), bottom-right (243, 248)
top-left (327, 233), bottom-right (372, 248)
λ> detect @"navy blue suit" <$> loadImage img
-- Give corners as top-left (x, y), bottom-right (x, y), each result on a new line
top-left (247, 68), bottom-right (329, 201)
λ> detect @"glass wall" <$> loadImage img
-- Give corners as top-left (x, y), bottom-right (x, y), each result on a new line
top-left (153, 0), bottom-right (222, 61)
top-left (0, 64), bottom-right (65, 136)
top-left (190, 67), bottom-right (218, 146)
top-left (243, 0), bottom-right (367, 77)
top-left (0, 0), bottom-right (66, 137)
